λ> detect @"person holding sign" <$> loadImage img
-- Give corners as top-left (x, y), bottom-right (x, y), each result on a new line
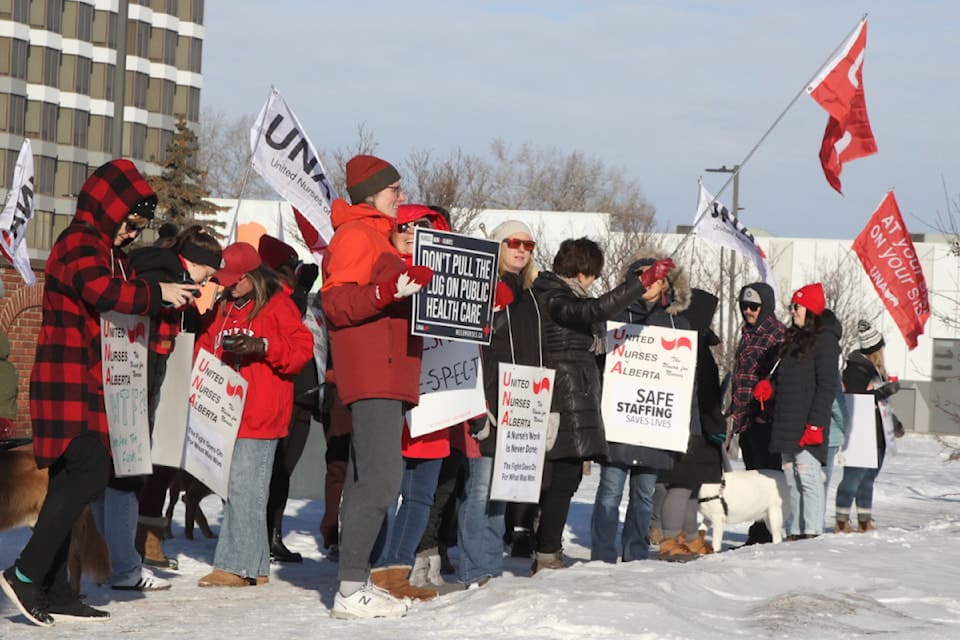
top-left (589, 251), bottom-right (693, 564)
top-left (195, 243), bottom-right (314, 587)
top-left (128, 225), bottom-right (223, 574)
top-left (321, 155), bottom-right (433, 619)
top-left (768, 283), bottom-right (841, 540)
top-left (834, 320), bottom-right (900, 533)
top-left (0, 160), bottom-right (199, 626)
top-left (531, 238), bottom-right (674, 575)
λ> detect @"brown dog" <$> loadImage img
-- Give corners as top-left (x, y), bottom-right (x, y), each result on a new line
top-left (164, 470), bottom-right (216, 540)
top-left (0, 448), bottom-right (111, 592)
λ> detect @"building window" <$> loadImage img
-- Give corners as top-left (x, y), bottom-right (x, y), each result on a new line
top-left (166, 0), bottom-right (178, 15)
top-left (8, 40), bottom-right (28, 79)
top-left (75, 56), bottom-right (91, 94)
top-left (136, 21), bottom-right (150, 58)
top-left (43, 48), bottom-right (61, 86)
top-left (76, 3), bottom-right (93, 41)
top-left (102, 117), bottom-right (114, 153)
top-left (41, 102), bottom-right (58, 141)
top-left (192, 0), bottom-right (204, 24)
top-left (187, 86), bottom-right (200, 121)
top-left (13, 0), bottom-right (30, 21)
top-left (164, 30), bottom-right (177, 66)
top-left (190, 38), bottom-right (202, 73)
top-left (7, 95), bottom-right (26, 135)
top-left (131, 123), bottom-right (147, 158)
top-left (159, 128), bottom-right (174, 162)
top-left (161, 80), bottom-right (175, 115)
top-left (107, 12), bottom-right (117, 47)
top-left (70, 161), bottom-right (88, 195)
top-left (133, 73), bottom-right (149, 108)
top-left (105, 65), bottom-right (115, 100)
top-left (37, 156), bottom-right (57, 195)
top-left (45, 0), bottom-right (63, 32)
top-left (72, 110), bottom-right (88, 147)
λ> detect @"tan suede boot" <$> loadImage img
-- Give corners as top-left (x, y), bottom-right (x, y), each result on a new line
top-left (137, 516), bottom-right (179, 570)
top-left (835, 519), bottom-right (853, 533)
top-left (658, 533), bottom-right (697, 562)
top-left (198, 569), bottom-right (250, 587)
top-left (685, 530), bottom-right (714, 555)
top-left (370, 566), bottom-right (438, 601)
top-left (858, 519), bottom-right (875, 532)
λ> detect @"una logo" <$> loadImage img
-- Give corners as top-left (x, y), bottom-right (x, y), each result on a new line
top-left (533, 377), bottom-right (551, 394)
top-left (483, 324), bottom-right (491, 336)
top-left (226, 381), bottom-right (244, 400)
top-left (661, 336), bottom-right (693, 351)
top-left (128, 322), bottom-right (146, 344)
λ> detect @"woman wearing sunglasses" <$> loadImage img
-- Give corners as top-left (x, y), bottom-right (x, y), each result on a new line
top-left (767, 283), bottom-right (841, 540)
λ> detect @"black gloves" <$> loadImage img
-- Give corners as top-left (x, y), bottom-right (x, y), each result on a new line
top-left (222, 334), bottom-right (266, 356)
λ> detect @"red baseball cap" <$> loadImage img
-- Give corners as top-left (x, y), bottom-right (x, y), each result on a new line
top-left (212, 242), bottom-right (262, 287)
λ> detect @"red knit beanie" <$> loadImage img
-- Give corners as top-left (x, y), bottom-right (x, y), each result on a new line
top-left (345, 154), bottom-right (400, 204)
top-left (791, 282), bottom-right (825, 316)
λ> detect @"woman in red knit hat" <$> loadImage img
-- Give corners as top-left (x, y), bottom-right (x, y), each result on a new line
top-left (765, 283), bottom-right (841, 540)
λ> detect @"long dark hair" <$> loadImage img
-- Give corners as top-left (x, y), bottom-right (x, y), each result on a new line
top-left (783, 311), bottom-right (823, 360)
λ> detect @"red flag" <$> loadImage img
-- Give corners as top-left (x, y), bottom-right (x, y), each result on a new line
top-left (852, 192), bottom-right (930, 350)
top-left (293, 206), bottom-right (327, 259)
top-left (807, 18), bottom-right (878, 193)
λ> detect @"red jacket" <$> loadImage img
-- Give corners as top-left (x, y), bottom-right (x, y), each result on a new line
top-left (321, 200), bottom-right (423, 406)
top-left (196, 291), bottom-right (314, 439)
top-left (30, 159), bottom-right (162, 468)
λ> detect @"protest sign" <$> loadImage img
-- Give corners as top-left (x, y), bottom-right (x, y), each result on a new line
top-left (601, 322), bottom-right (697, 453)
top-left (100, 312), bottom-right (152, 476)
top-left (842, 393), bottom-right (879, 468)
top-left (185, 348), bottom-right (247, 498)
top-left (151, 333), bottom-right (195, 467)
top-left (490, 363), bottom-right (555, 503)
top-left (412, 228), bottom-right (498, 345)
top-left (406, 338), bottom-right (486, 438)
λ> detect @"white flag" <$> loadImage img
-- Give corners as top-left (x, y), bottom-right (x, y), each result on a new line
top-left (249, 89), bottom-right (336, 249)
top-left (0, 139), bottom-right (36, 285)
top-left (692, 180), bottom-right (775, 295)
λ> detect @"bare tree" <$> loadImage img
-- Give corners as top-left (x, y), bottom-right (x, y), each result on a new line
top-left (198, 107), bottom-right (274, 199)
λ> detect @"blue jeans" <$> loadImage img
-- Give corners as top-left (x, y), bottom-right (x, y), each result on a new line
top-left (91, 486), bottom-right (141, 583)
top-left (457, 456), bottom-right (505, 583)
top-left (382, 457), bottom-right (443, 567)
top-left (590, 464), bottom-right (657, 562)
top-left (835, 466), bottom-right (880, 516)
top-left (782, 450), bottom-right (825, 536)
top-left (214, 438), bottom-right (277, 579)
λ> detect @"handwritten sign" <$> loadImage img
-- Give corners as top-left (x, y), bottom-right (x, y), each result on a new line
top-left (601, 322), bottom-right (697, 453)
top-left (100, 312), bottom-right (152, 476)
top-left (406, 338), bottom-right (486, 438)
top-left (151, 332), bottom-right (194, 467)
top-left (490, 363), bottom-right (555, 503)
top-left (412, 228), bottom-right (499, 345)
top-left (184, 348), bottom-right (247, 498)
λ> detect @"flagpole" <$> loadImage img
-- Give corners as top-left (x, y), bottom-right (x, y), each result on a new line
top-left (228, 86), bottom-right (276, 242)
top-left (671, 12), bottom-right (868, 258)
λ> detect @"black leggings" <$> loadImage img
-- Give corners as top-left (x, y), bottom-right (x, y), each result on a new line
top-left (535, 459), bottom-right (583, 554)
top-left (267, 405), bottom-right (312, 532)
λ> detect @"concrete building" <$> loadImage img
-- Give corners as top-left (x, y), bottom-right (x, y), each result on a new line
top-left (0, 0), bottom-right (205, 250)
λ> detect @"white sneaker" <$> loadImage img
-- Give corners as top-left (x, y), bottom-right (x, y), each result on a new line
top-left (331, 584), bottom-right (409, 619)
top-left (112, 567), bottom-right (171, 591)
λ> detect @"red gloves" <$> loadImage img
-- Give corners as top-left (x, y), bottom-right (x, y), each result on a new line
top-left (752, 379), bottom-right (774, 411)
top-left (799, 424), bottom-right (823, 447)
top-left (375, 266), bottom-right (435, 308)
top-left (494, 281), bottom-right (515, 311)
top-left (640, 258), bottom-right (675, 288)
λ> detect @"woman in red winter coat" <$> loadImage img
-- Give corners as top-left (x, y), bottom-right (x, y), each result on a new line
top-left (195, 243), bottom-right (313, 587)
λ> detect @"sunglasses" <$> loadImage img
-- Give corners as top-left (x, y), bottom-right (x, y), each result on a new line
top-left (123, 217), bottom-right (148, 233)
top-left (740, 302), bottom-right (761, 312)
top-left (398, 219), bottom-right (431, 233)
top-left (790, 303), bottom-right (803, 312)
top-left (503, 238), bottom-right (535, 251)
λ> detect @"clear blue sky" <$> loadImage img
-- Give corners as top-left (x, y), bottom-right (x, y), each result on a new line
top-left (201, 1), bottom-right (959, 240)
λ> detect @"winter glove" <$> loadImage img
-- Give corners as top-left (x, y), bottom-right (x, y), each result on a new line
top-left (707, 432), bottom-right (727, 445)
top-left (493, 281), bottom-right (515, 311)
top-left (296, 263), bottom-right (320, 291)
top-left (640, 258), bottom-right (676, 288)
top-left (798, 424), bottom-right (823, 447)
top-left (222, 333), bottom-right (266, 356)
top-left (835, 451), bottom-right (847, 467)
top-left (752, 379), bottom-right (774, 411)
top-left (874, 380), bottom-right (901, 399)
top-left (374, 266), bottom-right (434, 308)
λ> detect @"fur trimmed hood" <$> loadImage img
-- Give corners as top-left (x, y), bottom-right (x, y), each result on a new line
top-left (622, 247), bottom-right (691, 315)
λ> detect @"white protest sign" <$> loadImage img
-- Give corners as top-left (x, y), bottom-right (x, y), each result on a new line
top-left (601, 322), bottom-right (697, 452)
top-left (150, 332), bottom-right (194, 467)
top-left (406, 338), bottom-right (486, 438)
top-left (490, 363), bottom-right (555, 503)
top-left (842, 393), bottom-right (879, 468)
top-left (185, 348), bottom-right (247, 498)
top-left (100, 312), bottom-right (152, 476)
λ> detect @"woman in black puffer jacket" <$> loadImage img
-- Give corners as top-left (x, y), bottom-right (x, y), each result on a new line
top-left (769, 283), bottom-right (841, 539)
top-left (530, 237), bottom-right (673, 574)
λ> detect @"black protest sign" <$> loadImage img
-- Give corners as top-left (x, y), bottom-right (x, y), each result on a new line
top-left (412, 228), bottom-right (499, 345)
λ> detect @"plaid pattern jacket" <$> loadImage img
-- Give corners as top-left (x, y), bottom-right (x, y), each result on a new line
top-left (729, 313), bottom-right (785, 433)
top-left (30, 160), bottom-right (162, 468)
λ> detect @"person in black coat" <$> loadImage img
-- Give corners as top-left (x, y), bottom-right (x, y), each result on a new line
top-left (588, 250), bottom-right (691, 564)
top-left (531, 238), bottom-right (673, 573)
top-left (768, 283), bottom-right (841, 539)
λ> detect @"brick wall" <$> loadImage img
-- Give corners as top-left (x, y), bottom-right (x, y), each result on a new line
top-left (0, 264), bottom-right (45, 438)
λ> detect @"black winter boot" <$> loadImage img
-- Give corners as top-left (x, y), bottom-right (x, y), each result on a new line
top-left (269, 529), bottom-right (303, 563)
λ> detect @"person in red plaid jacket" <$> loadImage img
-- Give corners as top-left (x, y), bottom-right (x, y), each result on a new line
top-left (0, 159), bottom-right (199, 626)
top-left (727, 281), bottom-right (785, 545)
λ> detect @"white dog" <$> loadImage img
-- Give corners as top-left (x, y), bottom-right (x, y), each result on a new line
top-left (697, 469), bottom-right (789, 551)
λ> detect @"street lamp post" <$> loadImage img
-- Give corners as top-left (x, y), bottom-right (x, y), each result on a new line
top-left (704, 164), bottom-right (741, 359)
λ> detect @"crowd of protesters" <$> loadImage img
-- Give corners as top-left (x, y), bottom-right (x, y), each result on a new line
top-left (0, 155), bottom-right (902, 625)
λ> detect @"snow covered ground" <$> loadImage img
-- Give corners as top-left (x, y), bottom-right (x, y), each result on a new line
top-left (2, 433), bottom-right (959, 638)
